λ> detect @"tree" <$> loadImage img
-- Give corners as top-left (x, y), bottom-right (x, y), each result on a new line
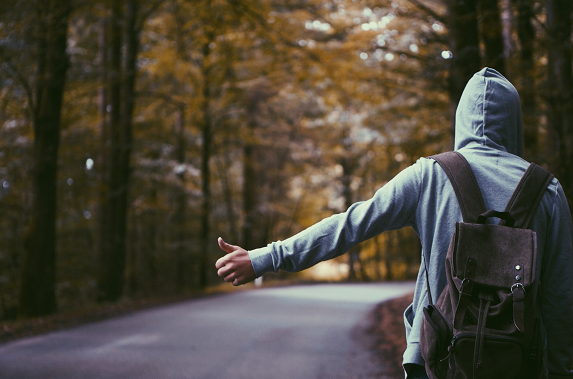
top-left (514, 0), bottom-right (538, 159)
top-left (545, 0), bottom-right (573, 207)
top-left (97, 0), bottom-right (148, 301)
top-left (8, 0), bottom-right (573, 318)
top-left (445, 0), bottom-right (481, 144)
top-left (198, 34), bottom-right (214, 289)
top-left (479, 0), bottom-right (506, 75)
top-left (19, 0), bottom-right (72, 316)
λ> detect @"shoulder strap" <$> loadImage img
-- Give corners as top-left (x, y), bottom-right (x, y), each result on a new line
top-left (502, 163), bottom-right (554, 228)
top-left (423, 151), bottom-right (486, 305)
top-left (429, 151), bottom-right (487, 223)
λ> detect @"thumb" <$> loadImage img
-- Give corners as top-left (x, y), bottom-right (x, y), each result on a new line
top-left (218, 237), bottom-right (238, 254)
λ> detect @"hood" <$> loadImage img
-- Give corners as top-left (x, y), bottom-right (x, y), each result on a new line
top-left (454, 67), bottom-right (523, 157)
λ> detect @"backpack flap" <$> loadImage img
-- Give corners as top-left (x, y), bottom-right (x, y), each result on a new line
top-left (453, 222), bottom-right (537, 332)
top-left (453, 222), bottom-right (537, 289)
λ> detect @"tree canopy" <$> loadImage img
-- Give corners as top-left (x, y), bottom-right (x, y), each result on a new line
top-left (0, 0), bottom-right (571, 318)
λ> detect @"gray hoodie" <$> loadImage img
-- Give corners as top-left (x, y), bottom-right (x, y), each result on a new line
top-left (248, 68), bottom-right (573, 379)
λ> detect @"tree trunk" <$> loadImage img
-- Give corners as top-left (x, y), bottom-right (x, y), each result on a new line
top-left (242, 89), bottom-right (262, 252)
top-left (514, 0), bottom-right (538, 159)
top-left (242, 132), bottom-right (256, 251)
top-left (446, 0), bottom-right (481, 146)
top-left (385, 231), bottom-right (393, 280)
top-left (19, 0), bottom-right (71, 317)
top-left (96, 16), bottom-right (109, 287)
top-left (500, 0), bottom-right (514, 71)
top-left (216, 154), bottom-right (239, 242)
top-left (358, 249), bottom-right (369, 281)
top-left (341, 145), bottom-right (359, 282)
top-left (199, 39), bottom-right (213, 289)
top-left (479, 0), bottom-right (506, 76)
top-left (144, 189), bottom-right (158, 295)
top-left (127, 213), bottom-right (138, 296)
top-left (97, 0), bottom-right (123, 302)
top-left (172, 0), bottom-right (188, 292)
top-left (545, 0), bottom-right (573, 208)
top-left (375, 235), bottom-right (383, 280)
top-left (174, 107), bottom-right (186, 291)
top-left (118, 0), bottom-right (138, 291)
top-left (97, 0), bottom-right (139, 301)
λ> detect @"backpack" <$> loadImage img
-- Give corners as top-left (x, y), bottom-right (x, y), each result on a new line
top-left (419, 151), bottom-right (553, 379)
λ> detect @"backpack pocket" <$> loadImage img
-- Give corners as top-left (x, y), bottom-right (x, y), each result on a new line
top-left (451, 333), bottom-right (524, 379)
top-left (420, 305), bottom-right (452, 379)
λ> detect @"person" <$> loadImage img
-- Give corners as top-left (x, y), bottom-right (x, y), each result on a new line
top-left (215, 68), bottom-right (573, 379)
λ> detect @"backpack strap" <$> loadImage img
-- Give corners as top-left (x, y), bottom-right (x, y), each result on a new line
top-left (429, 151), bottom-right (487, 223)
top-left (423, 151), bottom-right (486, 305)
top-left (502, 163), bottom-right (552, 332)
top-left (502, 163), bottom-right (554, 228)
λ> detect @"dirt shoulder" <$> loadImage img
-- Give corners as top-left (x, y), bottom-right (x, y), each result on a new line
top-left (368, 293), bottom-right (414, 379)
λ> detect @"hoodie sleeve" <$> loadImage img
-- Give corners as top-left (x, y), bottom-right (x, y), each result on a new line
top-left (541, 182), bottom-right (573, 379)
top-left (248, 161), bottom-right (422, 277)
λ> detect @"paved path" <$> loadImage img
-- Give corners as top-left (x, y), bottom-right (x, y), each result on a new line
top-left (0, 282), bottom-right (414, 379)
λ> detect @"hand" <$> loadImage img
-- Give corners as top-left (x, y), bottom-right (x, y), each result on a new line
top-left (215, 237), bottom-right (257, 286)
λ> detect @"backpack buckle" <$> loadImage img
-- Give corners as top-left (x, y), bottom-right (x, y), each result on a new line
top-left (510, 282), bottom-right (526, 296)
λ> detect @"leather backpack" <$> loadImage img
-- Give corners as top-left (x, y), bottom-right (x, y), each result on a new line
top-left (419, 151), bottom-right (553, 379)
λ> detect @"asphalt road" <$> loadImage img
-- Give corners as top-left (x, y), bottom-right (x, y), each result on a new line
top-left (0, 282), bottom-right (414, 379)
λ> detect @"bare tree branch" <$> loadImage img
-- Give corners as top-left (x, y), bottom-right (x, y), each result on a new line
top-left (137, 90), bottom-right (188, 108)
top-left (532, 13), bottom-right (549, 33)
top-left (405, 0), bottom-right (448, 25)
top-left (0, 46), bottom-right (35, 117)
top-left (136, 0), bottom-right (165, 34)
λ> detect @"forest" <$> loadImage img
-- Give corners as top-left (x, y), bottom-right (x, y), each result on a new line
top-left (0, 0), bottom-right (571, 320)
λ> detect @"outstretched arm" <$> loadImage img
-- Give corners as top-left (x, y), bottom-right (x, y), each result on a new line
top-left (215, 237), bottom-right (257, 286)
top-left (247, 162), bottom-right (422, 277)
top-left (215, 160), bottom-right (423, 284)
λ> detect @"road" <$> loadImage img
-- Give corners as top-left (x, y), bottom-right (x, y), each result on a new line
top-left (0, 282), bottom-right (414, 379)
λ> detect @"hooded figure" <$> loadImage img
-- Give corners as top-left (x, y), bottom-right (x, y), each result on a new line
top-left (222, 68), bottom-right (573, 379)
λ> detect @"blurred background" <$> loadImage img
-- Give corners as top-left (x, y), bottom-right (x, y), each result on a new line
top-left (0, 0), bottom-right (571, 321)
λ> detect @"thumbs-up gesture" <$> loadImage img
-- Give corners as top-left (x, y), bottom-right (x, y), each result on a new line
top-left (215, 237), bottom-right (257, 286)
